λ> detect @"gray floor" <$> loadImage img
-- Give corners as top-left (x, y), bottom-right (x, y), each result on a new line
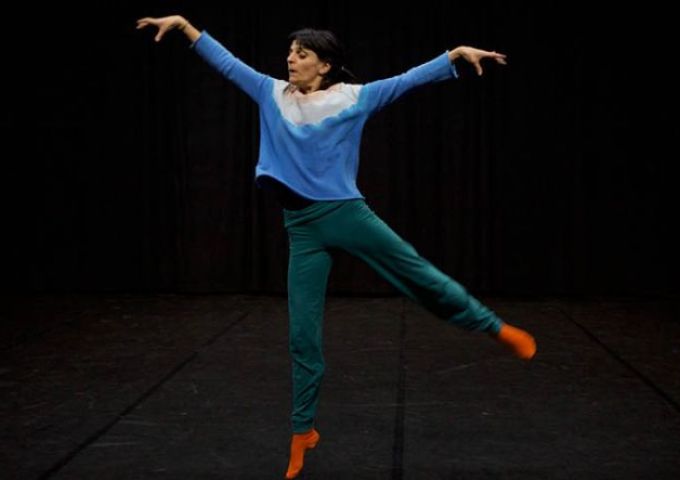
top-left (2, 294), bottom-right (679, 479)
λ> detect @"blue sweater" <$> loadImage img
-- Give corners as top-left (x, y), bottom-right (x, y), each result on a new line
top-left (193, 32), bottom-right (458, 201)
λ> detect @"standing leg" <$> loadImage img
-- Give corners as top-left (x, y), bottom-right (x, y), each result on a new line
top-left (287, 236), bottom-right (332, 433)
top-left (285, 219), bottom-right (331, 479)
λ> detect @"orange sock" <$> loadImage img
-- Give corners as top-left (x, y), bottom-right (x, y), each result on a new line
top-left (285, 428), bottom-right (320, 479)
top-left (495, 323), bottom-right (537, 360)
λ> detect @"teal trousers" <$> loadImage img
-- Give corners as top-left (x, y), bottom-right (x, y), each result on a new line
top-left (283, 199), bottom-right (503, 433)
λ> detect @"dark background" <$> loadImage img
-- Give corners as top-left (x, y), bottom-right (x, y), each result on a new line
top-left (3, 1), bottom-right (677, 297)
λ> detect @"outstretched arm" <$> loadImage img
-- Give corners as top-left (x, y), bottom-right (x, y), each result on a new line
top-left (136, 15), bottom-right (270, 103)
top-left (361, 45), bottom-right (507, 113)
top-left (136, 15), bottom-right (200, 43)
top-left (448, 46), bottom-right (507, 76)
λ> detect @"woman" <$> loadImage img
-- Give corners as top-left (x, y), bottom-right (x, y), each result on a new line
top-left (137, 15), bottom-right (537, 479)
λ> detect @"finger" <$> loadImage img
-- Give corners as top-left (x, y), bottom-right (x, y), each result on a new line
top-left (475, 63), bottom-right (483, 76)
top-left (155, 26), bottom-right (168, 43)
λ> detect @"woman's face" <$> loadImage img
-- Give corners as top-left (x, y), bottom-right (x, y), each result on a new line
top-left (287, 40), bottom-right (330, 93)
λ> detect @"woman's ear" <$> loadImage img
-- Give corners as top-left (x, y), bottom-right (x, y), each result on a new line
top-left (320, 62), bottom-right (331, 75)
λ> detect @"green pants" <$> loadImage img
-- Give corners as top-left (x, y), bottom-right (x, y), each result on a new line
top-left (284, 199), bottom-right (503, 433)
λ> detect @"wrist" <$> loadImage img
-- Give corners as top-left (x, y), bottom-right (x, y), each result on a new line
top-left (448, 47), bottom-right (462, 62)
top-left (177, 16), bottom-right (188, 31)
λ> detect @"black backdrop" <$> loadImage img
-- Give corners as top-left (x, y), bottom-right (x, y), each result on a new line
top-left (3, 2), bottom-right (678, 297)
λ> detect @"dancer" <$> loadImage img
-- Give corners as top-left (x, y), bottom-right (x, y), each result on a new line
top-left (137, 15), bottom-right (537, 479)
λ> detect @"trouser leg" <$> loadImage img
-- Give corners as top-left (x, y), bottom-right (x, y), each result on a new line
top-left (286, 227), bottom-right (333, 433)
top-left (324, 200), bottom-right (502, 334)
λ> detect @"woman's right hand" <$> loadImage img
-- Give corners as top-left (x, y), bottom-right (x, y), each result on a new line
top-left (136, 15), bottom-right (189, 42)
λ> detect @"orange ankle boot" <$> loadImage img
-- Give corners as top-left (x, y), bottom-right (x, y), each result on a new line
top-left (495, 323), bottom-right (537, 360)
top-left (285, 428), bottom-right (320, 479)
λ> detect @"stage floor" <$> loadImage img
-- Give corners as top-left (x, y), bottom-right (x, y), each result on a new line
top-left (2, 293), bottom-right (679, 479)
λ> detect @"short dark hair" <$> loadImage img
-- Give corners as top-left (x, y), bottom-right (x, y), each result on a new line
top-left (288, 28), bottom-right (358, 89)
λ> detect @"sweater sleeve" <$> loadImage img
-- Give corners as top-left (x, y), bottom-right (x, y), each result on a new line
top-left (192, 31), bottom-right (271, 104)
top-left (360, 52), bottom-right (458, 114)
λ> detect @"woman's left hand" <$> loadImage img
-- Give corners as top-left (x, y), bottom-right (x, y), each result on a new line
top-left (449, 46), bottom-right (507, 76)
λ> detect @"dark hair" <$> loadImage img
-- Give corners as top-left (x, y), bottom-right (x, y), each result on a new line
top-left (288, 28), bottom-right (358, 89)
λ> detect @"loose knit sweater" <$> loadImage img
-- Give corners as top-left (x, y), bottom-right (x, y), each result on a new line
top-left (193, 32), bottom-right (458, 200)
